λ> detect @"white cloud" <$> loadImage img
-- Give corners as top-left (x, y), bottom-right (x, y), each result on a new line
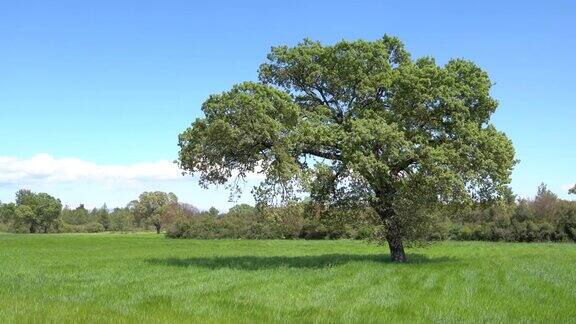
top-left (0, 153), bottom-right (265, 186)
top-left (0, 153), bottom-right (183, 185)
top-left (561, 183), bottom-right (575, 191)
top-left (0, 154), bottom-right (263, 209)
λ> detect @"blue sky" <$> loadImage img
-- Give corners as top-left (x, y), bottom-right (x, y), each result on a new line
top-left (1, 0), bottom-right (575, 209)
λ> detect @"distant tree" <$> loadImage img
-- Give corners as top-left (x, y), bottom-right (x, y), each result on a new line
top-left (132, 192), bottom-right (179, 233)
top-left (109, 207), bottom-right (134, 231)
top-left (180, 203), bottom-right (200, 215)
top-left (162, 202), bottom-right (187, 225)
top-left (35, 193), bottom-right (62, 233)
top-left (62, 204), bottom-right (90, 225)
top-left (15, 189), bottom-right (62, 233)
top-left (177, 36), bottom-right (516, 261)
top-left (94, 204), bottom-right (110, 231)
top-left (15, 189), bottom-right (35, 206)
top-left (533, 183), bottom-right (558, 221)
top-left (227, 204), bottom-right (256, 217)
top-left (14, 205), bottom-right (37, 233)
top-left (208, 207), bottom-right (220, 217)
top-left (0, 202), bottom-right (16, 224)
top-left (570, 185), bottom-right (576, 195)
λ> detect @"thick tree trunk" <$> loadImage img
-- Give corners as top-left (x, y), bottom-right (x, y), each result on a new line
top-left (376, 201), bottom-right (407, 262)
top-left (371, 184), bottom-right (408, 262)
top-left (155, 223), bottom-right (161, 234)
top-left (386, 219), bottom-right (407, 263)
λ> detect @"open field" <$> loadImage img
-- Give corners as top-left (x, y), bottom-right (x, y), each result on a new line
top-left (1, 233), bottom-right (575, 323)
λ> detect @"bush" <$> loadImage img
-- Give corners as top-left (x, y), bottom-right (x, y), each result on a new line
top-left (166, 202), bottom-right (377, 240)
top-left (62, 222), bottom-right (105, 233)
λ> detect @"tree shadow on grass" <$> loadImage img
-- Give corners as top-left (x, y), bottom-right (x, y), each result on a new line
top-left (146, 253), bottom-right (456, 270)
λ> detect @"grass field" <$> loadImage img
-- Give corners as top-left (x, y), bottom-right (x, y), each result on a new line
top-left (1, 233), bottom-right (575, 323)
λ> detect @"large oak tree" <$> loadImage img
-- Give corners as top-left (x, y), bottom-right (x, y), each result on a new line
top-left (178, 36), bottom-right (515, 262)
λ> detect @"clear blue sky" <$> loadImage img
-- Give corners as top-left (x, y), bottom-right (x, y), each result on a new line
top-left (1, 0), bottom-right (575, 209)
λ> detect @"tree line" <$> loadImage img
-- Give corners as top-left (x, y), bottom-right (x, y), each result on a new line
top-left (1, 184), bottom-right (575, 243)
top-left (0, 190), bottom-right (189, 234)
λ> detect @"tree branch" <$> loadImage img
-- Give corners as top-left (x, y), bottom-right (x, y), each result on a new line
top-left (301, 148), bottom-right (342, 161)
top-left (390, 158), bottom-right (417, 176)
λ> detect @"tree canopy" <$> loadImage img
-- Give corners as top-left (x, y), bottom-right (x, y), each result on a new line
top-left (14, 189), bottom-right (62, 233)
top-left (131, 191), bottom-right (179, 234)
top-left (178, 35), bottom-right (516, 261)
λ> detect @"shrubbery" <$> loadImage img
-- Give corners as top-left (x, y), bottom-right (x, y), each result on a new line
top-left (166, 203), bottom-right (377, 240)
top-left (1, 184), bottom-right (575, 243)
top-left (445, 185), bottom-right (576, 242)
top-left (62, 222), bottom-right (105, 233)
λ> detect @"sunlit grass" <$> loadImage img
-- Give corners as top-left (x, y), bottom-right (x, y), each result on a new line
top-left (1, 233), bottom-right (575, 323)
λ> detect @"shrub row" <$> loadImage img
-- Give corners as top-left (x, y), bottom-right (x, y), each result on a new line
top-left (166, 204), bottom-right (376, 240)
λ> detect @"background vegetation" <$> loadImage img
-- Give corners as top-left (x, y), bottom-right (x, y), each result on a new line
top-left (1, 184), bottom-right (575, 244)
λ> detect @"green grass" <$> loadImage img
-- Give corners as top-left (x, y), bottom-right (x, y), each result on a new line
top-left (1, 233), bottom-right (575, 323)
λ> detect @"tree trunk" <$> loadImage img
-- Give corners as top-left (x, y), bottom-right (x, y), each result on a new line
top-left (377, 204), bottom-right (407, 262)
top-left (30, 224), bottom-right (36, 233)
top-left (373, 184), bottom-right (407, 262)
top-left (155, 223), bottom-right (161, 234)
top-left (386, 219), bottom-right (407, 262)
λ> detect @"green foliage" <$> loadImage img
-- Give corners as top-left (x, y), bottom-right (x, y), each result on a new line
top-left (166, 202), bottom-right (376, 240)
top-left (227, 203), bottom-right (256, 216)
top-left (0, 203), bottom-right (15, 225)
top-left (0, 190), bottom-right (195, 234)
top-left (58, 204), bottom-right (133, 233)
top-left (61, 205), bottom-right (90, 225)
top-left (167, 206), bottom-right (279, 240)
top-left (11, 189), bottom-right (62, 233)
top-left (108, 207), bottom-right (135, 232)
top-left (93, 204), bottom-right (110, 231)
top-left (62, 222), bottom-right (105, 233)
top-left (208, 207), bottom-right (219, 217)
top-left (448, 184), bottom-right (576, 242)
top-left (14, 205), bottom-right (37, 233)
top-left (178, 36), bottom-right (516, 260)
top-left (131, 191), bottom-right (179, 233)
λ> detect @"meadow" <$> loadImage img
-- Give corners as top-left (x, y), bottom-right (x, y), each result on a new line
top-left (1, 233), bottom-right (575, 323)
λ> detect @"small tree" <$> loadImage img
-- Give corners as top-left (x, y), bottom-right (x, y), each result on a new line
top-left (15, 205), bottom-right (37, 233)
top-left (109, 207), bottom-right (135, 232)
top-left (94, 204), bottom-right (111, 231)
top-left (132, 192), bottom-right (179, 234)
top-left (62, 204), bottom-right (90, 225)
top-left (228, 204), bottom-right (256, 217)
top-left (178, 36), bottom-right (516, 262)
top-left (0, 202), bottom-right (16, 224)
top-left (208, 207), bottom-right (220, 217)
top-left (15, 189), bottom-right (62, 233)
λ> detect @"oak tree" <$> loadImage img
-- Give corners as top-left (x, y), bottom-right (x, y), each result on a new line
top-left (178, 36), bottom-right (515, 262)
